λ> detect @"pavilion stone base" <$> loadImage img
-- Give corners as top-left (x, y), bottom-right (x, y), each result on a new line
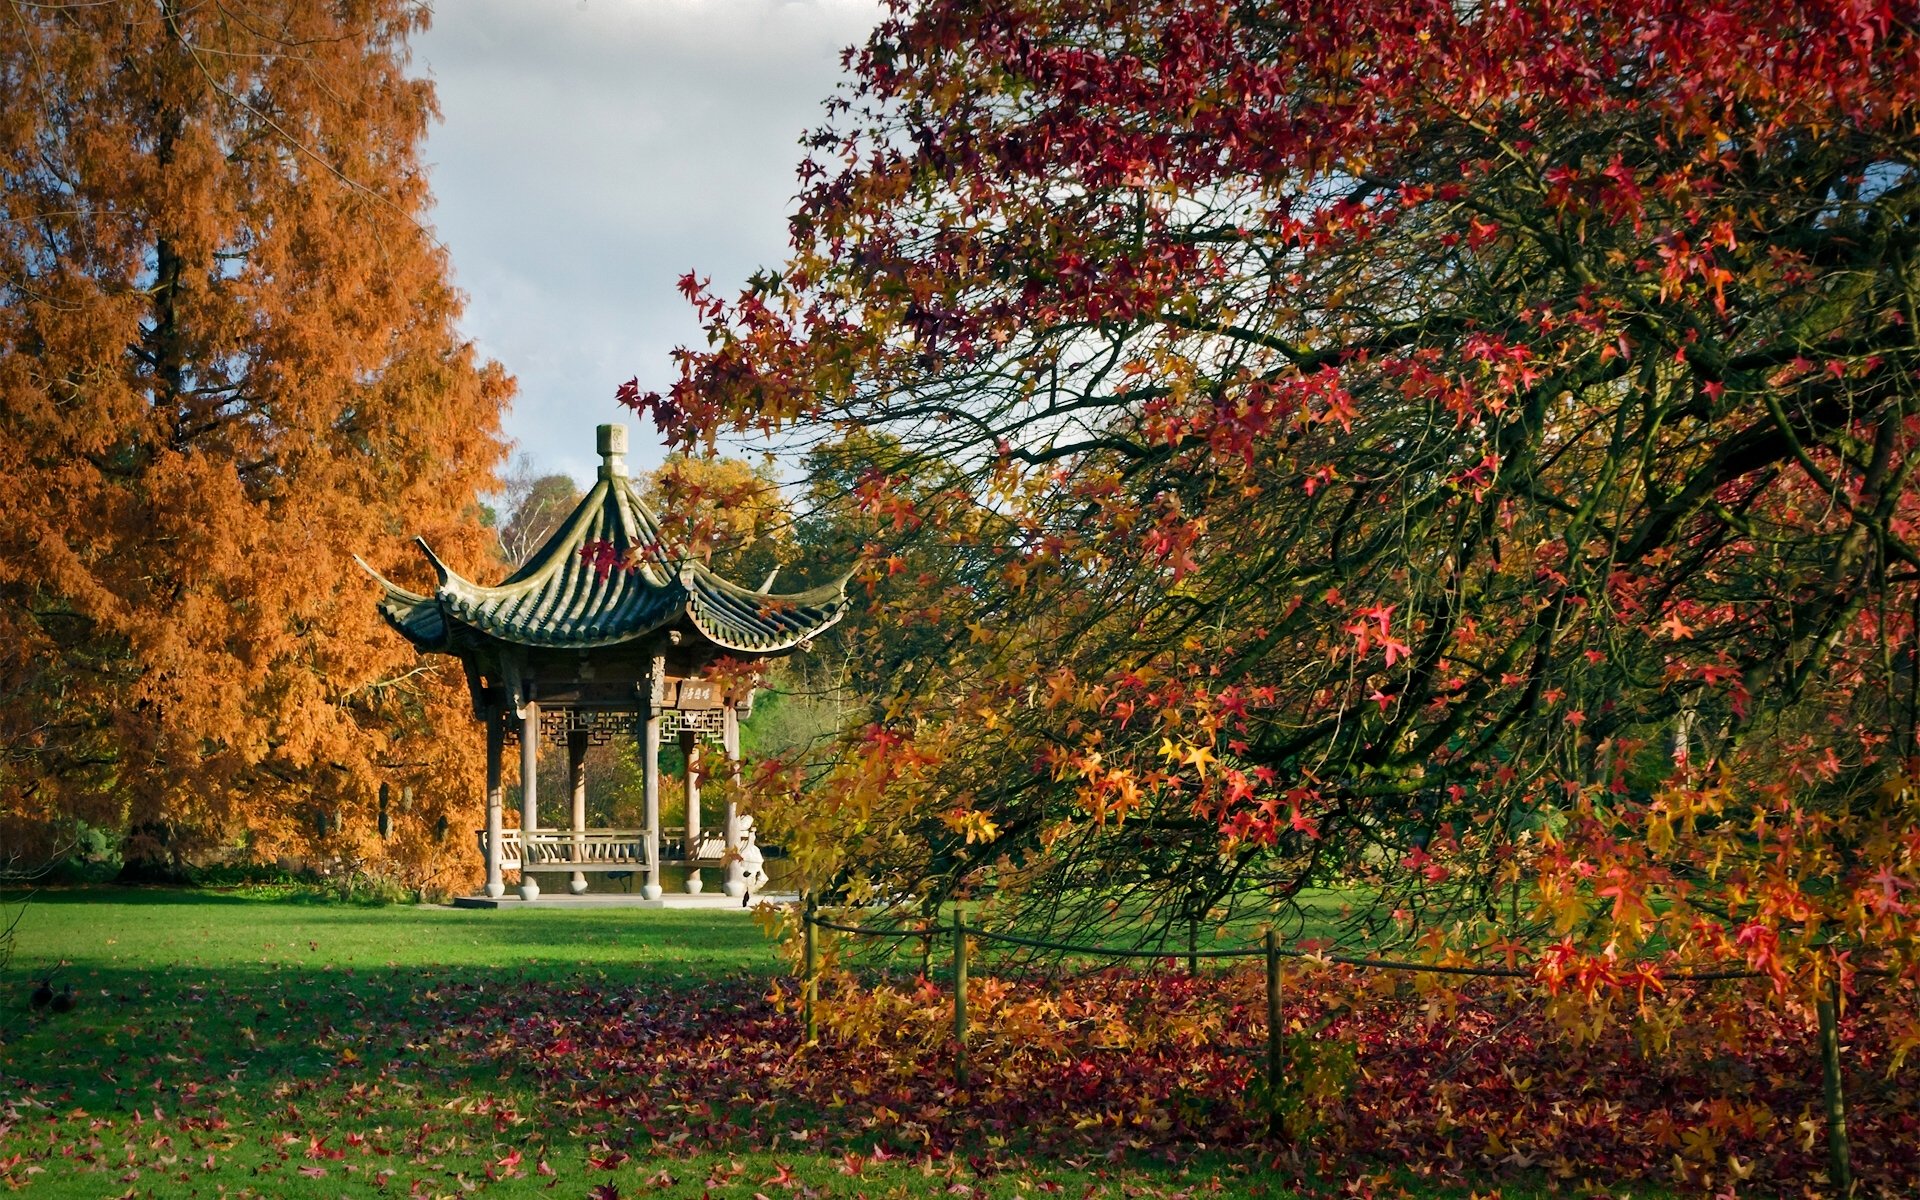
top-left (451, 890), bottom-right (793, 910)
top-left (469, 862), bottom-right (790, 903)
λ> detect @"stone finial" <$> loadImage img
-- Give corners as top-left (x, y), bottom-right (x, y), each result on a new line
top-left (597, 424), bottom-right (629, 478)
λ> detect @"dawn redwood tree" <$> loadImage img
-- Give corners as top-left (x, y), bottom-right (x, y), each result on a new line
top-left (641, 0), bottom-right (1920, 1008)
top-left (0, 1), bottom-right (511, 885)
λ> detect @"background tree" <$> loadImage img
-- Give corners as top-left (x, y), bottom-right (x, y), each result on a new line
top-left (0, 0), bottom-right (511, 887)
top-left (641, 0), bottom-right (1920, 998)
top-left (492, 458), bottom-right (584, 568)
top-left (636, 450), bottom-right (793, 583)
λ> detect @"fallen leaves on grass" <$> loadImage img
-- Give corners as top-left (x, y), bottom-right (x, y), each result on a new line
top-left (472, 966), bottom-right (1918, 1197)
top-left (7, 959), bottom-right (1915, 1197)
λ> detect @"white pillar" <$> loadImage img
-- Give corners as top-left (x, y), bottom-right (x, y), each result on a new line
top-left (641, 705), bottom-right (662, 900)
top-left (484, 712), bottom-right (505, 898)
top-left (682, 729), bottom-right (703, 894)
top-left (568, 729), bottom-right (589, 895)
top-left (722, 704), bottom-right (745, 898)
top-left (518, 700), bottom-right (540, 901)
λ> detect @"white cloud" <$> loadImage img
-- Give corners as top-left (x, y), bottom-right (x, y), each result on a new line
top-left (416, 0), bottom-right (883, 483)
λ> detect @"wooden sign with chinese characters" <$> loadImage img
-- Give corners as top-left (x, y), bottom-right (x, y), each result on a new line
top-left (667, 678), bottom-right (723, 710)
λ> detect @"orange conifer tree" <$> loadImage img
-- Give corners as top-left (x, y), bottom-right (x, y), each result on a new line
top-left (0, 1), bottom-right (510, 887)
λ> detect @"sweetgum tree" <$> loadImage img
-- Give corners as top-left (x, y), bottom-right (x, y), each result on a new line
top-left (0, 1), bottom-right (511, 886)
top-left (643, 0), bottom-right (1920, 1002)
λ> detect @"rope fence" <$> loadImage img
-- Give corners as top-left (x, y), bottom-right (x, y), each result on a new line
top-left (805, 911), bottom-right (1882, 980)
top-left (797, 896), bottom-right (1877, 1188)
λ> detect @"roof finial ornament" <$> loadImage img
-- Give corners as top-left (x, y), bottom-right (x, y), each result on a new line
top-left (596, 423), bottom-right (629, 479)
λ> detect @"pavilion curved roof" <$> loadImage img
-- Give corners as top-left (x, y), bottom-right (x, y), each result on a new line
top-left (361, 443), bottom-right (849, 656)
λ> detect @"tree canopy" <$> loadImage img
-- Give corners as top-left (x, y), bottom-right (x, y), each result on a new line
top-left (0, 0), bottom-right (511, 886)
top-left (640, 0), bottom-right (1920, 997)
top-left (493, 463), bottom-right (584, 568)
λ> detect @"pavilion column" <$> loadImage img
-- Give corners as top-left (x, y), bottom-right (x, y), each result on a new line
top-left (484, 710), bottom-right (505, 899)
top-left (681, 730), bottom-right (704, 894)
top-left (518, 700), bottom-right (541, 901)
top-left (722, 704), bottom-right (745, 899)
top-left (568, 729), bottom-right (589, 896)
top-left (641, 703), bottom-right (663, 900)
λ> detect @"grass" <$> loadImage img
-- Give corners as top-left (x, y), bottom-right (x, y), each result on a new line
top-left (0, 888), bottom-right (1627, 1199)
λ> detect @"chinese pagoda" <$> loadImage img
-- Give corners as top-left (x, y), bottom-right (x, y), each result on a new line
top-left (361, 424), bottom-right (848, 903)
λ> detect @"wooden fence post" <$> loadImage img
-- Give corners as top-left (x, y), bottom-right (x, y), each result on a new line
top-left (1817, 974), bottom-right (1853, 1195)
top-left (1265, 928), bottom-right (1285, 1138)
top-left (952, 903), bottom-right (969, 1087)
top-left (802, 892), bottom-right (819, 1045)
top-left (1187, 916), bottom-right (1200, 977)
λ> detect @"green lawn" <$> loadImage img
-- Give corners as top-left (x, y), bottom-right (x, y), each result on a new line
top-left (0, 889), bottom-right (1615, 1199)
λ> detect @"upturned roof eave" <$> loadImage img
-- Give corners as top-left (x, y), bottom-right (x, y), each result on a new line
top-left (681, 560), bottom-right (855, 609)
top-left (680, 561), bottom-right (853, 653)
top-left (684, 600), bottom-right (850, 654)
top-left (356, 555), bottom-right (451, 651)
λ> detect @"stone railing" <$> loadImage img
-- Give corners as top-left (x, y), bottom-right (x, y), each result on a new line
top-left (477, 828), bottom-right (736, 871)
top-left (477, 829), bottom-right (645, 872)
top-left (667, 831), bottom-right (735, 865)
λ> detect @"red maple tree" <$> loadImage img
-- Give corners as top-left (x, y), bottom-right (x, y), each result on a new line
top-left (636, 0), bottom-right (1919, 1040)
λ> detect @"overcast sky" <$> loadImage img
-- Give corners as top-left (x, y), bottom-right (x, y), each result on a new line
top-left (415, 0), bottom-right (883, 484)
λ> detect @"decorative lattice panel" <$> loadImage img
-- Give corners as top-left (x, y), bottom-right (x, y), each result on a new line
top-left (501, 706), bottom-right (730, 746)
top-left (504, 708), bottom-right (647, 747)
top-left (659, 707), bottom-right (727, 744)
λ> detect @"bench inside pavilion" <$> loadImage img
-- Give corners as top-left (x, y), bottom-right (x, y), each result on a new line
top-left (361, 424), bottom-right (848, 903)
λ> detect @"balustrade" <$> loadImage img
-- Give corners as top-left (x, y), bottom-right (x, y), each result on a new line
top-left (475, 828), bottom-right (734, 871)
